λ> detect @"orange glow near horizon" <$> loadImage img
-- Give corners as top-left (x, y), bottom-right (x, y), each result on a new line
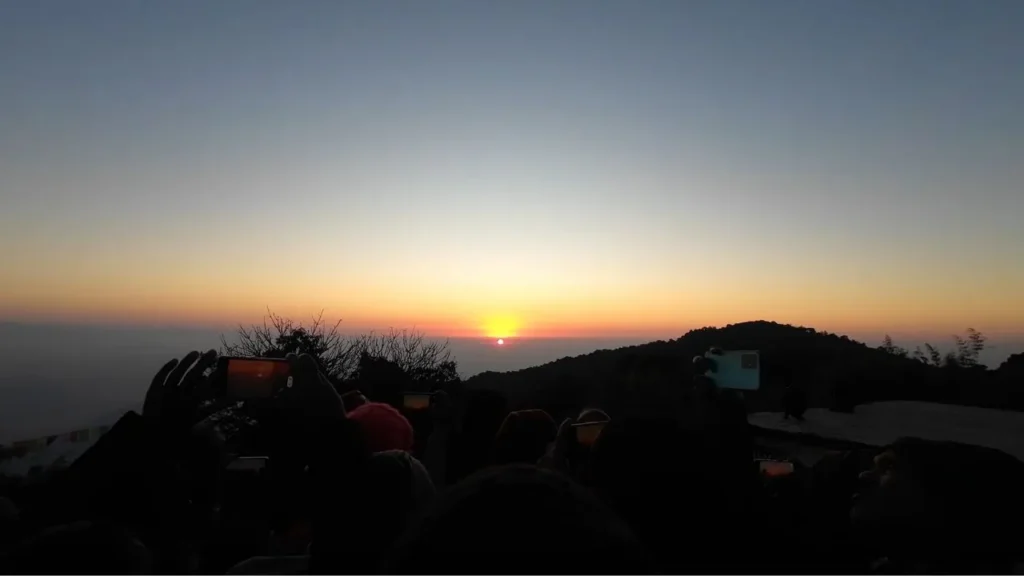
top-left (3, 287), bottom-right (1024, 344)
top-left (482, 315), bottom-right (520, 339)
top-left (2, 253), bottom-right (1024, 343)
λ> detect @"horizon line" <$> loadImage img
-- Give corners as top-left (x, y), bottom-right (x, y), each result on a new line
top-left (0, 318), bottom-right (679, 341)
top-left (3, 316), bottom-right (1022, 344)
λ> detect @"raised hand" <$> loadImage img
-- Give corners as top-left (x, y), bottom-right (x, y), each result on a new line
top-left (554, 416), bottom-right (575, 454)
top-left (687, 348), bottom-right (745, 429)
top-left (538, 417), bottom-right (574, 472)
top-left (143, 349), bottom-right (218, 448)
top-left (284, 353), bottom-right (347, 432)
top-left (691, 348), bottom-right (753, 494)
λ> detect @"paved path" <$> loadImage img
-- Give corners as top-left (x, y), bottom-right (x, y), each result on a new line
top-left (750, 401), bottom-right (1024, 462)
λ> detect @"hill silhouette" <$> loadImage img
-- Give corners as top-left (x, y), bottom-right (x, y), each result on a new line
top-left (465, 321), bottom-right (1023, 418)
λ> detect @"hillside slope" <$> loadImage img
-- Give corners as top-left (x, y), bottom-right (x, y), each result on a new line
top-left (465, 321), bottom-right (1017, 417)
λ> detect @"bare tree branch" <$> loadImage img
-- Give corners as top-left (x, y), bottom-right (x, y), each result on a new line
top-left (220, 310), bottom-right (458, 383)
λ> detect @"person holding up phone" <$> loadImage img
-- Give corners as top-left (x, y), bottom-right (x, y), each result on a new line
top-left (690, 349), bottom-right (754, 462)
top-left (537, 408), bottom-right (610, 479)
top-left (8, 350), bottom-right (223, 573)
top-left (210, 352), bottom-right (375, 575)
top-left (275, 353), bottom-right (375, 575)
top-left (573, 408), bottom-right (610, 446)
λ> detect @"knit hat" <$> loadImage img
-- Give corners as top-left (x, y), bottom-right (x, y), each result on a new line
top-left (492, 409), bottom-right (557, 466)
top-left (347, 402), bottom-right (415, 453)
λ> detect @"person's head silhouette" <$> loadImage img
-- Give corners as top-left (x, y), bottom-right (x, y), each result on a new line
top-left (387, 464), bottom-right (655, 574)
top-left (492, 409), bottom-right (557, 466)
top-left (347, 402), bottom-right (415, 453)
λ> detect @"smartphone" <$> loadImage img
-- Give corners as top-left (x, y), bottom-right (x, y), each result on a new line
top-left (705, 350), bottom-right (760, 391)
top-left (572, 421), bottom-right (607, 446)
top-left (402, 392), bottom-right (434, 411)
top-left (757, 459), bottom-right (794, 477)
top-left (227, 456), bottom-right (269, 472)
top-left (216, 357), bottom-right (292, 400)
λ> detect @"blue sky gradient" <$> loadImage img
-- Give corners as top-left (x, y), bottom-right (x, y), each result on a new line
top-left (2, 0), bottom-right (1022, 338)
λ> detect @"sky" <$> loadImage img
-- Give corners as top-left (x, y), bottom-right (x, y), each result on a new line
top-left (2, 0), bottom-right (1023, 341)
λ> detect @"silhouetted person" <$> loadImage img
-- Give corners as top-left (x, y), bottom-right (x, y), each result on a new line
top-left (783, 382), bottom-right (807, 421)
top-left (0, 497), bottom-right (20, 554)
top-left (2, 521), bottom-right (152, 574)
top-left (851, 437), bottom-right (1024, 573)
top-left (491, 409), bottom-right (557, 466)
top-left (446, 389), bottom-right (508, 482)
top-left (576, 407), bottom-right (609, 424)
top-left (347, 402), bottom-right (416, 453)
top-left (387, 464), bottom-right (655, 574)
top-left (354, 353), bottom-right (408, 409)
top-left (361, 450), bottom-right (436, 560)
top-left (589, 416), bottom-right (742, 573)
top-left (560, 407), bottom-right (610, 483)
top-left (229, 450), bottom-right (435, 575)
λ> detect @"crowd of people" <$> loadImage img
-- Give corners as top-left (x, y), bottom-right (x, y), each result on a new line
top-left (2, 349), bottom-right (1024, 574)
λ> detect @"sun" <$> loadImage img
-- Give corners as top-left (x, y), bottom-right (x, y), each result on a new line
top-left (482, 315), bottom-right (519, 339)
top-left (496, 338), bottom-right (504, 346)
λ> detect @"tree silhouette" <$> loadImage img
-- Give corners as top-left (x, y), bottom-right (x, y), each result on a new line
top-left (895, 330), bottom-right (989, 369)
top-left (208, 309), bottom-right (460, 455)
top-left (351, 351), bottom-right (410, 406)
top-left (350, 328), bottom-right (459, 385)
top-left (912, 343), bottom-right (944, 367)
top-left (220, 309), bottom-right (457, 385)
top-left (954, 328), bottom-right (987, 367)
top-left (879, 335), bottom-right (908, 358)
top-left (999, 353), bottom-right (1024, 374)
top-left (221, 309), bottom-right (358, 377)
